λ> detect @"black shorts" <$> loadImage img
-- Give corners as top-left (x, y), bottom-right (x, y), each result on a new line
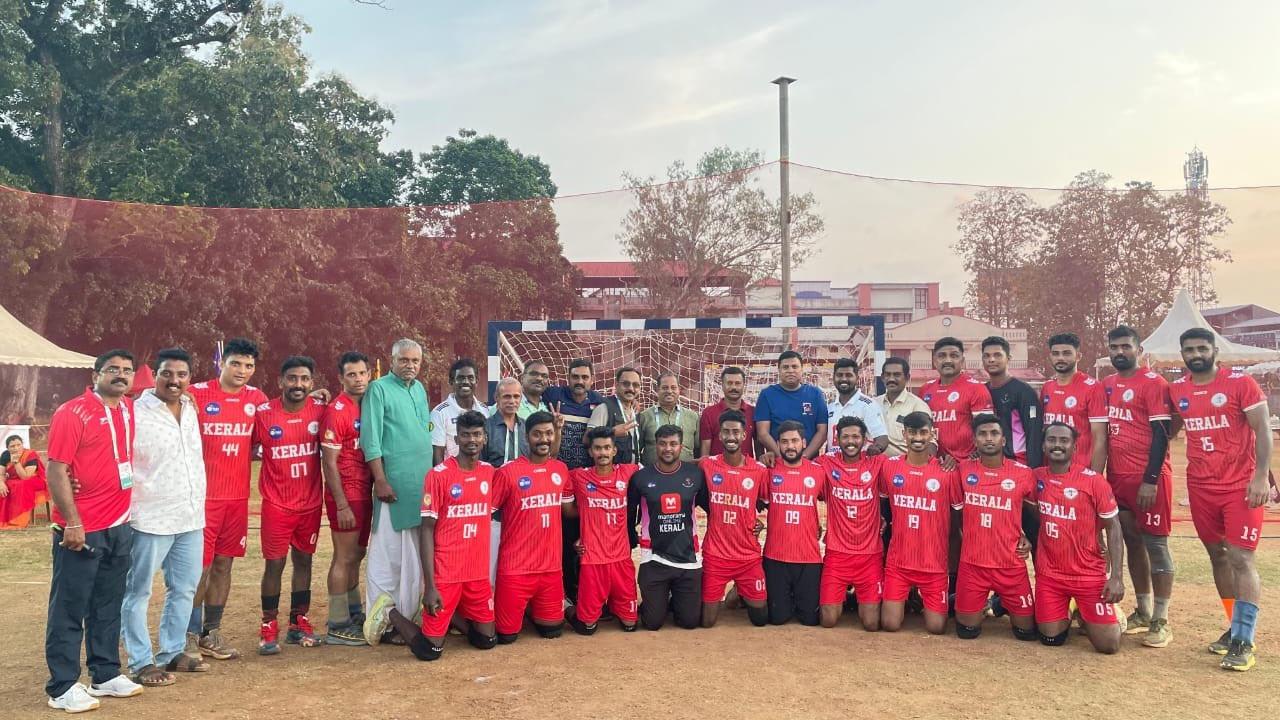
top-left (764, 557), bottom-right (821, 626)
top-left (637, 561), bottom-right (702, 630)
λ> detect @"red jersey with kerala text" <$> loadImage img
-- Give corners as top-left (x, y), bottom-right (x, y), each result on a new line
top-left (956, 458), bottom-right (1035, 569)
top-left (1169, 368), bottom-right (1268, 489)
top-left (763, 459), bottom-right (825, 564)
top-left (420, 456), bottom-right (494, 583)
top-left (879, 455), bottom-right (960, 574)
top-left (1042, 371), bottom-right (1108, 466)
top-left (700, 454), bottom-right (768, 562)
top-left (1103, 370), bottom-right (1172, 478)
top-left (919, 374), bottom-right (994, 460)
top-left (566, 464), bottom-right (637, 565)
top-left (819, 453), bottom-right (886, 556)
top-left (1033, 464), bottom-right (1117, 582)
top-left (254, 397), bottom-right (325, 512)
top-left (320, 392), bottom-right (372, 496)
top-left (492, 456), bottom-right (569, 575)
top-left (190, 380), bottom-right (269, 501)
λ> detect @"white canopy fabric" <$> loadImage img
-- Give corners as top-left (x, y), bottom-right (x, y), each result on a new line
top-left (1244, 360), bottom-right (1280, 376)
top-left (1120, 289), bottom-right (1280, 369)
top-left (0, 303), bottom-right (95, 368)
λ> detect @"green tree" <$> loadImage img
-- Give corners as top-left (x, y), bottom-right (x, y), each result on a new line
top-left (618, 147), bottom-right (823, 317)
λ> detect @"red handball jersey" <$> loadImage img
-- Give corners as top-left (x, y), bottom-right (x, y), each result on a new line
top-left (46, 390), bottom-right (136, 533)
top-left (320, 392), bottom-right (372, 496)
top-left (1041, 371), bottom-right (1108, 466)
top-left (879, 455), bottom-right (960, 574)
top-left (1103, 370), bottom-right (1173, 478)
top-left (566, 464), bottom-right (637, 565)
top-left (819, 453), bottom-right (886, 556)
top-left (190, 380), bottom-right (269, 501)
top-left (763, 459), bottom-right (825, 564)
top-left (700, 454), bottom-right (768, 562)
top-left (1170, 368), bottom-right (1268, 489)
top-left (1033, 464), bottom-right (1118, 583)
top-left (956, 458), bottom-right (1035, 569)
top-left (253, 397), bottom-right (326, 512)
top-left (492, 456), bottom-right (569, 575)
top-left (919, 374), bottom-right (994, 460)
top-left (420, 456), bottom-right (495, 583)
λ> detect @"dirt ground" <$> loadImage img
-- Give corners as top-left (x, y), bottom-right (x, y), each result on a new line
top-left (2, 439), bottom-right (1278, 719)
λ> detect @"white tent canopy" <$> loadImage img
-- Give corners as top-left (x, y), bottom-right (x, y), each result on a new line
top-left (0, 303), bottom-right (95, 368)
top-left (1100, 289), bottom-right (1280, 369)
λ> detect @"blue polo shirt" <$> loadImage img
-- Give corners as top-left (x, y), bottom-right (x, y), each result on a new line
top-left (755, 382), bottom-right (828, 443)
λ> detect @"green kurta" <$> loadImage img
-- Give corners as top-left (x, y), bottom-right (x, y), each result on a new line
top-left (360, 373), bottom-right (432, 531)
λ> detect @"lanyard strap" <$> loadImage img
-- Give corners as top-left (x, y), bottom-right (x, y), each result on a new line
top-left (93, 393), bottom-right (131, 464)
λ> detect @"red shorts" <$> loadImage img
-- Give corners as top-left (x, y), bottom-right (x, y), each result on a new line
top-left (702, 555), bottom-right (767, 603)
top-left (421, 579), bottom-right (494, 639)
top-left (1188, 481), bottom-right (1264, 551)
top-left (260, 502), bottom-right (322, 560)
top-left (494, 571), bottom-right (564, 634)
top-left (1108, 472), bottom-right (1172, 536)
top-left (883, 565), bottom-right (948, 614)
top-left (576, 559), bottom-right (638, 625)
top-left (820, 551), bottom-right (884, 606)
top-left (324, 492), bottom-right (372, 547)
top-left (954, 561), bottom-right (1033, 617)
top-left (202, 498), bottom-right (249, 566)
top-left (1034, 573), bottom-right (1117, 626)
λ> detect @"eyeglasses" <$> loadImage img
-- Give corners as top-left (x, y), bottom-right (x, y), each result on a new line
top-left (99, 367), bottom-right (136, 377)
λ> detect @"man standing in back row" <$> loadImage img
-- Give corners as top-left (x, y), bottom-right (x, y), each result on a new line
top-left (919, 338), bottom-right (993, 462)
top-left (756, 351), bottom-right (828, 462)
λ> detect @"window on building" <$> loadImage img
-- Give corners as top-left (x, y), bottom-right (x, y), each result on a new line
top-left (914, 287), bottom-right (929, 309)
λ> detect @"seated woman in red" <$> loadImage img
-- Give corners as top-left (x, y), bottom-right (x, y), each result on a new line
top-left (1, 434), bottom-right (47, 529)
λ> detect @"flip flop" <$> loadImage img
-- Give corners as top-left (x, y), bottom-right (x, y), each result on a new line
top-left (132, 664), bottom-right (175, 687)
top-left (165, 654), bottom-right (210, 673)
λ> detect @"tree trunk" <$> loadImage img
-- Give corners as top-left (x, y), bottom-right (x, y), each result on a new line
top-left (0, 365), bottom-right (41, 423)
top-left (38, 46), bottom-right (64, 195)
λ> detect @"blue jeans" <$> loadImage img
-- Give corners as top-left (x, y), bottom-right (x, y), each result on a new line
top-left (121, 529), bottom-right (202, 672)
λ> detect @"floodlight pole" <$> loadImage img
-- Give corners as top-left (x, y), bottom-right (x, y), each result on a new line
top-left (773, 76), bottom-right (796, 345)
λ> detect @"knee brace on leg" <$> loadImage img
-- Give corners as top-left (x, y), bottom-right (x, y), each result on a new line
top-left (408, 633), bottom-right (443, 661)
top-left (747, 604), bottom-right (769, 627)
top-left (534, 622), bottom-right (564, 639)
top-left (1040, 630), bottom-right (1069, 647)
top-left (955, 622), bottom-right (981, 640)
top-left (495, 632), bottom-right (519, 645)
top-left (1012, 625), bottom-right (1039, 642)
top-left (1143, 534), bottom-right (1175, 574)
top-left (467, 624), bottom-right (497, 650)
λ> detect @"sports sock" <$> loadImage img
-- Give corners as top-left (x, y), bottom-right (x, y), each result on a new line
top-left (262, 595), bottom-right (280, 622)
top-left (329, 593), bottom-right (350, 625)
top-left (1222, 597), bottom-right (1235, 623)
top-left (1152, 597), bottom-right (1170, 622)
top-left (1135, 593), bottom-right (1153, 617)
top-left (347, 586), bottom-right (363, 617)
top-left (1231, 601), bottom-right (1259, 645)
top-left (188, 605), bottom-right (203, 635)
top-left (203, 605), bottom-right (226, 634)
top-left (290, 590), bottom-right (312, 624)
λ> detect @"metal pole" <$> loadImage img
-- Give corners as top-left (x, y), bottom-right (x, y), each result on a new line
top-left (773, 77), bottom-right (795, 321)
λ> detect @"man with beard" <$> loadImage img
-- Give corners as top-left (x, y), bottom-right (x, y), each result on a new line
top-left (699, 366), bottom-right (757, 459)
top-left (518, 361), bottom-right (551, 420)
top-left (253, 356), bottom-right (326, 654)
top-left (818, 417), bottom-right (887, 631)
top-left (431, 358), bottom-right (492, 465)
top-left (1030, 423), bottom-right (1125, 654)
top-left (1102, 326), bottom-right (1176, 648)
top-left (762, 421), bottom-right (825, 626)
top-left (918, 338), bottom-right (994, 463)
top-left (629, 425), bottom-right (707, 630)
top-left (952, 415), bottom-right (1037, 641)
top-left (699, 410), bottom-right (769, 628)
top-left (982, 336), bottom-right (1043, 467)
top-left (826, 358), bottom-right (888, 455)
top-left (491, 411), bottom-right (570, 643)
top-left (874, 357), bottom-right (931, 457)
top-left (1169, 328), bottom-right (1271, 671)
top-left (321, 351), bottom-right (374, 645)
top-left (543, 359), bottom-right (603, 604)
top-left (1041, 333), bottom-right (1108, 472)
top-left (588, 367), bottom-right (643, 465)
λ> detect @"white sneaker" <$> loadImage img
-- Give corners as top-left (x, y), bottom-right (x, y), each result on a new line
top-left (362, 592), bottom-right (395, 646)
top-left (86, 675), bottom-right (143, 698)
top-left (48, 683), bottom-right (100, 713)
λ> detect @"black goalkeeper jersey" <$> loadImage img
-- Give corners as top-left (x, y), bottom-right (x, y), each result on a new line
top-left (628, 462), bottom-right (708, 568)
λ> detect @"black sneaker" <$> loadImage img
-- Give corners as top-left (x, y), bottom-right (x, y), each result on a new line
top-left (326, 621), bottom-right (368, 646)
top-left (567, 614), bottom-right (597, 636)
top-left (1208, 630), bottom-right (1232, 656)
top-left (1221, 639), bottom-right (1256, 672)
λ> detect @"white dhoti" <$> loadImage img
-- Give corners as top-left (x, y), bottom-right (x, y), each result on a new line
top-left (489, 520), bottom-right (502, 586)
top-left (365, 503), bottom-right (424, 616)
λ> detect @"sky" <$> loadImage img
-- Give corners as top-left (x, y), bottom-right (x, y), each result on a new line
top-left (285, 0), bottom-right (1280, 308)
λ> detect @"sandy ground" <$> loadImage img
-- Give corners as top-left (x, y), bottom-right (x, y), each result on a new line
top-left (1, 439), bottom-right (1277, 720)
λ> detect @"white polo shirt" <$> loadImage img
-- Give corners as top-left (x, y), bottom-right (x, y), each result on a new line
top-left (430, 394), bottom-right (494, 458)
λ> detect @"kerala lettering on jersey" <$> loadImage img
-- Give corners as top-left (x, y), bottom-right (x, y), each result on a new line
top-left (567, 464), bottom-right (638, 565)
top-left (190, 380), bottom-right (269, 500)
top-left (919, 374), bottom-right (994, 460)
top-left (956, 458), bottom-right (1035, 569)
top-left (1103, 371), bottom-right (1173, 479)
top-left (421, 456), bottom-right (495, 583)
top-left (1041, 371), bottom-right (1107, 465)
top-left (253, 397), bottom-right (326, 512)
top-left (700, 454), bottom-right (769, 563)
top-left (1032, 464), bottom-right (1118, 583)
top-left (879, 455), bottom-right (960, 574)
top-left (492, 456), bottom-right (570, 575)
top-left (819, 453), bottom-right (886, 556)
top-left (763, 459), bottom-right (825, 564)
top-left (1169, 368), bottom-right (1268, 488)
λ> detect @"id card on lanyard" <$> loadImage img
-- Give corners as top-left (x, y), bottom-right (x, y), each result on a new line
top-left (96, 392), bottom-right (133, 489)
